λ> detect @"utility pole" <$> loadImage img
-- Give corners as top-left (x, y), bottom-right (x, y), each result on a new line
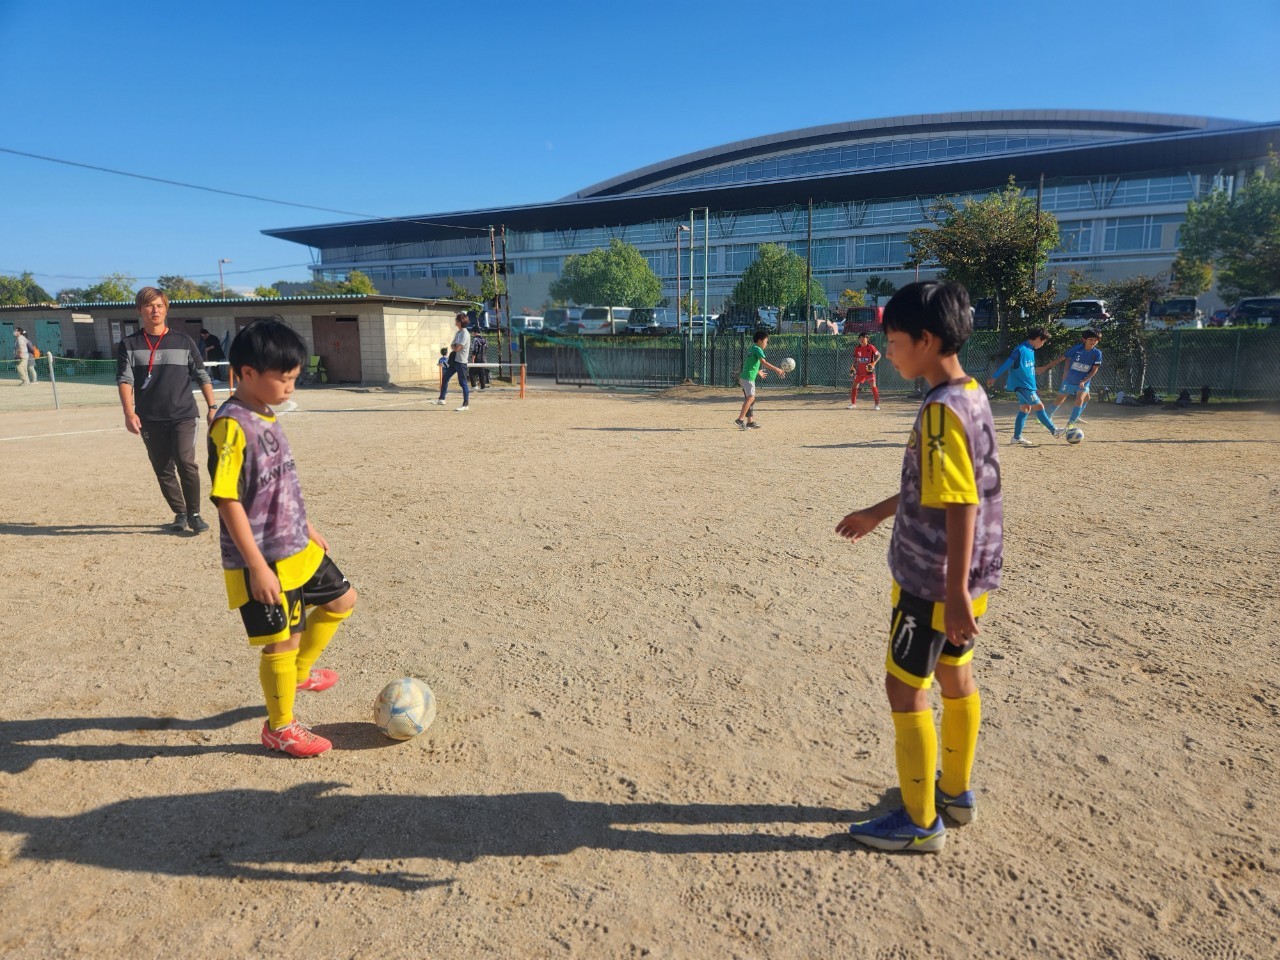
top-left (804, 198), bottom-right (813, 385)
top-left (500, 224), bottom-right (513, 369)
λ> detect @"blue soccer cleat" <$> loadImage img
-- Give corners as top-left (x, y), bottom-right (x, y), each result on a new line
top-left (848, 807), bottom-right (945, 853)
top-left (936, 785), bottom-right (977, 825)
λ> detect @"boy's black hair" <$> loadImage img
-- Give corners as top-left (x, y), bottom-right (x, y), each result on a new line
top-left (753, 329), bottom-right (769, 344)
top-left (881, 281), bottom-right (972, 355)
top-left (1081, 328), bottom-right (1100, 340)
top-left (1027, 327), bottom-right (1050, 341)
top-left (227, 317), bottom-right (308, 376)
top-left (857, 331), bottom-right (870, 339)
top-left (439, 347), bottom-right (448, 356)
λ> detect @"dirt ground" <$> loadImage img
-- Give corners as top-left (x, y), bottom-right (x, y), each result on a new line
top-left (1, 382), bottom-right (1278, 960)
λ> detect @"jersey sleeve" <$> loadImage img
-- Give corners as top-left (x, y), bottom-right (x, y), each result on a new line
top-left (209, 417), bottom-right (247, 501)
top-left (918, 403), bottom-right (979, 507)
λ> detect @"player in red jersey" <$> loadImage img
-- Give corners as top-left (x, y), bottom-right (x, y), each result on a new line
top-left (848, 333), bottom-right (882, 410)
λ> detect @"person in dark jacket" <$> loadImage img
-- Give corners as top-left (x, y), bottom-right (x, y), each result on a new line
top-left (469, 331), bottom-right (490, 390)
top-left (116, 287), bottom-right (218, 534)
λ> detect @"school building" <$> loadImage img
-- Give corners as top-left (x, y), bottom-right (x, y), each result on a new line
top-left (262, 109), bottom-right (1280, 313)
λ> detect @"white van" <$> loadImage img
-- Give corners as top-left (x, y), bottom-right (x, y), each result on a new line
top-left (578, 306), bottom-right (632, 335)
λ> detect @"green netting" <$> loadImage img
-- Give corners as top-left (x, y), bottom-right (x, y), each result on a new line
top-left (523, 329), bottom-right (1280, 400)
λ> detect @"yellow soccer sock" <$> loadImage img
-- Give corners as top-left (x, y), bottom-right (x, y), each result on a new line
top-left (260, 650), bottom-right (299, 730)
top-left (939, 691), bottom-right (982, 797)
top-left (893, 709), bottom-right (938, 828)
top-left (295, 607), bottom-right (352, 683)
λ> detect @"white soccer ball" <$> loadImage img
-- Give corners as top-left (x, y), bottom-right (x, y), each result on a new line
top-left (373, 677), bottom-right (437, 741)
top-left (780, 357), bottom-right (796, 372)
top-left (1065, 428), bottom-right (1085, 445)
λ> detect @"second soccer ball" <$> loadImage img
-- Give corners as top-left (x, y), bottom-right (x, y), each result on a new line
top-left (780, 357), bottom-right (797, 372)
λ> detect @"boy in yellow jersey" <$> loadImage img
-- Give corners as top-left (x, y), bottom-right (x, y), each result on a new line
top-left (208, 318), bottom-right (358, 757)
top-left (836, 281), bottom-right (1002, 852)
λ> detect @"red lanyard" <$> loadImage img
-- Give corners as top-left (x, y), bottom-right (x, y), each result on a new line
top-left (142, 329), bottom-right (168, 379)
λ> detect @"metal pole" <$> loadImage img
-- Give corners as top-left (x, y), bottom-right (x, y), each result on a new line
top-left (500, 224), bottom-right (513, 375)
top-left (676, 224), bottom-right (684, 335)
top-left (804, 198), bottom-right (813, 386)
top-left (47, 352), bottom-right (60, 410)
top-left (1032, 173), bottom-right (1044, 290)
top-left (701, 207), bottom-right (709, 384)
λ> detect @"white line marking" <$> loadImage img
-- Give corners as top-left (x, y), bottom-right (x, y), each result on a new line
top-left (0, 427), bottom-right (117, 442)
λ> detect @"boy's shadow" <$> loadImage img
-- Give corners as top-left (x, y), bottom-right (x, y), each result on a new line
top-left (0, 707), bottom-right (265, 773)
top-left (0, 522), bottom-right (171, 537)
top-left (0, 782), bottom-right (871, 891)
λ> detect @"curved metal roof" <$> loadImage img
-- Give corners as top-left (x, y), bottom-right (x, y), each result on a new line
top-left (568, 110), bottom-right (1242, 199)
top-left (262, 117), bottom-right (1277, 250)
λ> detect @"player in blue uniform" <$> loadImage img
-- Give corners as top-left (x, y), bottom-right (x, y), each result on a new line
top-left (1040, 330), bottom-right (1102, 429)
top-left (986, 328), bottom-right (1063, 446)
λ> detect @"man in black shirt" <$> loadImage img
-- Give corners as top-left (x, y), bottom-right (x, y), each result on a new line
top-left (116, 287), bottom-right (218, 533)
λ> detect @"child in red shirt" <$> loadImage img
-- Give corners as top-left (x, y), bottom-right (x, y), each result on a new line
top-left (849, 333), bottom-right (881, 409)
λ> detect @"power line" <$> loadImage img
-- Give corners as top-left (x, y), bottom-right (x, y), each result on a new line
top-left (0, 146), bottom-right (486, 233)
top-left (2, 263), bottom-right (315, 282)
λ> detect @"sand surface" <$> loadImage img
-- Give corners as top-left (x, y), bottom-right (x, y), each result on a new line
top-left (1, 383), bottom-right (1278, 959)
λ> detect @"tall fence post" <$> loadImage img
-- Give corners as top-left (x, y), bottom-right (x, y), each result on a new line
top-left (47, 353), bottom-right (60, 411)
top-left (1230, 329), bottom-right (1241, 398)
top-left (1167, 330), bottom-right (1181, 395)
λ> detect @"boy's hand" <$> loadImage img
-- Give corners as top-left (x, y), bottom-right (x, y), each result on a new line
top-left (984, 377), bottom-right (995, 388)
top-left (307, 521), bottom-right (329, 553)
top-left (249, 564), bottom-right (283, 607)
top-left (944, 591), bottom-right (979, 646)
top-left (759, 370), bottom-right (767, 379)
top-left (835, 508), bottom-right (881, 542)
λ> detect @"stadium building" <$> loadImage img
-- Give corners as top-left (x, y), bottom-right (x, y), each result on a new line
top-left (265, 110), bottom-right (1280, 313)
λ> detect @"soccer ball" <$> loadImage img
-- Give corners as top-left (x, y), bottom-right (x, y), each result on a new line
top-left (780, 357), bottom-right (796, 372)
top-left (373, 677), bottom-right (437, 741)
top-left (1065, 428), bottom-right (1085, 445)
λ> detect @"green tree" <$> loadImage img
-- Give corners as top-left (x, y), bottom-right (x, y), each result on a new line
top-left (549, 239), bottom-right (662, 308)
top-left (864, 276), bottom-right (897, 305)
top-left (445, 262), bottom-right (508, 307)
top-left (55, 287), bottom-right (87, 303)
top-left (158, 275), bottom-right (222, 300)
top-left (1066, 270), bottom-right (1168, 392)
top-left (254, 285), bottom-right (282, 298)
top-left (1169, 254), bottom-right (1213, 297)
top-left (726, 243), bottom-right (827, 326)
top-left (838, 288), bottom-right (866, 313)
top-left (907, 178), bottom-right (1059, 349)
top-left (0, 271), bottom-right (52, 305)
top-left (77, 273), bottom-right (137, 303)
top-left (1179, 161), bottom-right (1280, 301)
top-left (311, 269), bottom-right (379, 296)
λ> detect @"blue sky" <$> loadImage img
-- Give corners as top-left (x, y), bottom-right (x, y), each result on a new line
top-left (1, 0), bottom-right (1276, 295)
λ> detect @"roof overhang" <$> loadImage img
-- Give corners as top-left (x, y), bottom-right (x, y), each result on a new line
top-left (263, 123), bottom-right (1279, 250)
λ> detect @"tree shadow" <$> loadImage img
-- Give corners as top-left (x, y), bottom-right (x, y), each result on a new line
top-left (802, 442), bottom-right (901, 449)
top-left (0, 707), bottom-right (264, 774)
top-left (0, 782), bottom-right (866, 891)
top-left (0, 522), bottom-right (173, 537)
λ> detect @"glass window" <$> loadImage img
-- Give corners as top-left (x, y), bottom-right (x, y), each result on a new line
top-left (1054, 221), bottom-right (1094, 255)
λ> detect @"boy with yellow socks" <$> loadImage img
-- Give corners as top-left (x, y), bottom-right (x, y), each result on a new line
top-left (209, 319), bottom-right (358, 757)
top-left (835, 281), bottom-right (1002, 852)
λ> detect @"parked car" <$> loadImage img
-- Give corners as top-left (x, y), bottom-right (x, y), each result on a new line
top-left (723, 307), bottom-right (778, 334)
top-left (1146, 297), bottom-right (1202, 330)
top-left (510, 315), bottom-right (544, 334)
top-left (844, 305), bottom-right (883, 334)
top-left (1228, 297), bottom-right (1280, 327)
top-left (578, 306), bottom-right (632, 335)
top-left (1207, 309), bottom-right (1233, 327)
top-left (542, 307), bottom-right (582, 332)
top-left (688, 314), bottom-right (720, 337)
top-left (625, 307), bottom-right (677, 335)
top-left (971, 298), bottom-right (996, 330)
top-left (1059, 299), bottom-right (1111, 329)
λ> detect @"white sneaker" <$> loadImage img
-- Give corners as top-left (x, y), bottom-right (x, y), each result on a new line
top-left (873, 404), bottom-right (881, 410)
top-left (431, 399), bottom-right (446, 405)
top-left (846, 402), bottom-right (855, 409)
top-left (456, 405), bottom-right (470, 412)
top-left (1011, 437), bottom-right (1035, 446)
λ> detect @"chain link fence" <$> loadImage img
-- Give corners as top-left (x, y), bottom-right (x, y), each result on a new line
top-left (0, 357), bottom-right (237, 412)
top-left (522, 328), bottom-right (1280, 400)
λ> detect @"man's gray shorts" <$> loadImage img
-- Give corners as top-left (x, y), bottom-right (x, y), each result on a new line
top-left (740, 378), bottom-right (755, 397)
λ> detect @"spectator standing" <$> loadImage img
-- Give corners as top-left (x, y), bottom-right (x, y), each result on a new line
top-left (199, 329), bottom-right (227, 382)
top-left (432, 313), bottom-right (471, 412)
top-left (13, 327), bottom-right (36, 385)
top-left (116, 287), bottom-right (218, 534)
top-left (469, 330), bottom-right (490, 391)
